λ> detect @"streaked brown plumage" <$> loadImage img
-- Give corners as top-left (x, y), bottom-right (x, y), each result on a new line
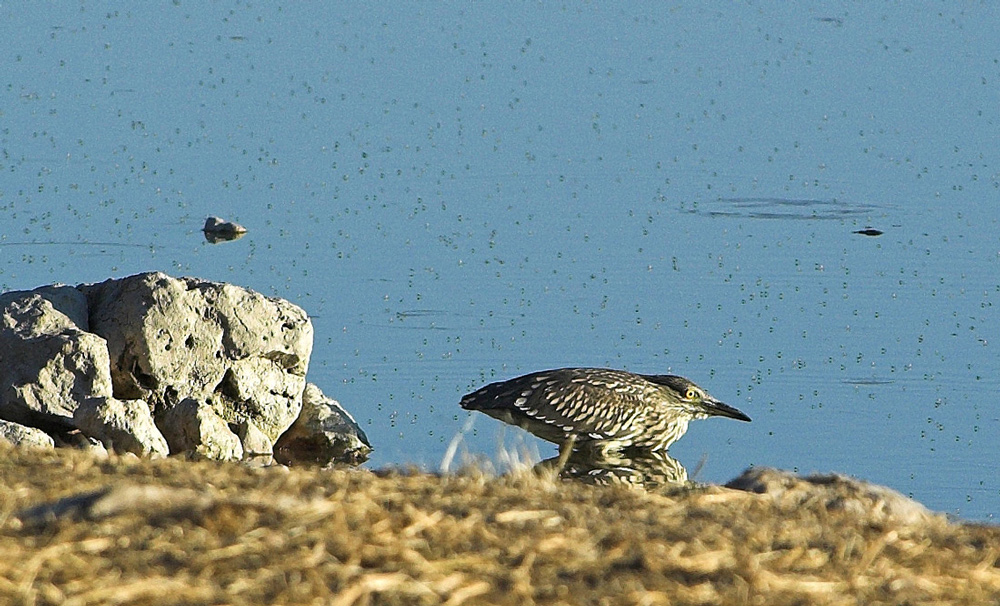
top-left (538, 449), bottom-right (690, 488)
top-left (460, 367), bottom-right (750, 455)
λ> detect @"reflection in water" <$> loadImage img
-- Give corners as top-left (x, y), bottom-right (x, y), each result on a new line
top-left (843, 377), bottom-right (895, 386)
top-left (684, 197), bottom-right (884, 220)
top-left (203, 231), bottom-right (247, 244)
top-left (535, 450), bottom-right (689, 489)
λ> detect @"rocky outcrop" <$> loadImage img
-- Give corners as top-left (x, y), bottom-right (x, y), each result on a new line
top-left (78, 273), bottom-right (312, 443)
top-left (157, 398), bottom-right (245, 462)
top-left (726, 467), bottom-right (933, 526)
top-left (72, 397), bottom-right (169, 458)
top-left (0, 286), bottom-right (113, 431)
top-left (0, 419), bottom-right (55, 449)
top-left (274, 383), bottom-right (372, 466)
top-left (0, 272), bottom-right (370, 465)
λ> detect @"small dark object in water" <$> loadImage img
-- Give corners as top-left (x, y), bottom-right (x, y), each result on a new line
top-left (203, 216), bottom-right (247, 243)
top-left (814, 17), bottom-right (844, 27)
top-left (853, 228), bottom-right (883, 237)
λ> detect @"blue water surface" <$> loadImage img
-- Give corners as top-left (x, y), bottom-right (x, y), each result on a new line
top-left (2, 3), bottom-right (998, 520)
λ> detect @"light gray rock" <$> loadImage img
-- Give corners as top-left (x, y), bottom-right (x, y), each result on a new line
top-left (726, 467), bottom-right (935, 526)
top-left (202, 217), bottom-right (247, 243)
top-left (234, 420), bottom-right (274, 465)
top-left (0, 419), bottom-right (55, 449)
top-left (0, 284), bottom-right (91, 331)
top-left (79, 272), bottom-right (313, 446)
top-left (158, 398), bottom-right (244, 461)
top-left (202, 216), bottom-right (247, 234)
top-left (0, 289), bottom-right (113, 430)
top-left (0, 272), bottom-right (371, 465)
top-left (72, 397), bottom-right (169, 458)
top-left (274, 383), bottom-right (372, 466)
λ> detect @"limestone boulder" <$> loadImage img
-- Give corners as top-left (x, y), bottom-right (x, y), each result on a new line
top-left (0, 419), bottom-right (55, 449)
top-left (726, 467), bottom-right (934, 526)
top-left (72, 397), bottom-right (169, 458)
top-left (274, 383), bottom-right (372, 466)
top-left (79, 272), bottom-right (313, 445)
top-left (234, 420), bottom-right (274, 466)
top-left (158, 398), bottom-right (244, 461)
top-left (0, 272), bottom-right (370, 465)
top-left (0, 287), bottom-right (113, 431)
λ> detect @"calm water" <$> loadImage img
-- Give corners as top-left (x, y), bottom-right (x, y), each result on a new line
top-left (2, 3), bottom-right (999, 520)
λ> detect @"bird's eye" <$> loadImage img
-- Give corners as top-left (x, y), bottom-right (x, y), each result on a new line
top-left (685, 388), bottom-right (698, 400)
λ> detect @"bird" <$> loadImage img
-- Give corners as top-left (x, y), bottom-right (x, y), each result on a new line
top-left (460, 367), bottom-right (750, 456)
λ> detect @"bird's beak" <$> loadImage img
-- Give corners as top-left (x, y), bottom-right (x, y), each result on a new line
top-left (702, 397), bottom-right (752, 422)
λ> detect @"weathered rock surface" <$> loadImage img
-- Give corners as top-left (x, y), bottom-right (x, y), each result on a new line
top-left (79, 272), bottom-right (312, 442)
top-left (0, 419), bottom-right (55, 449)
top-left (72, 397), bottom-right (169, 458)
top-left (235, 420), bottom-right (274, 465)
top-left (0, 272), bottom-right (369, 465)
top-left (0, 287), bottom-right (113, 431)
top-left (158, 398), bottom-right (244, 461)
top-left (726, 467), bottom-right (934, 526)
top-left (274, 383), bottom-right (372, 466)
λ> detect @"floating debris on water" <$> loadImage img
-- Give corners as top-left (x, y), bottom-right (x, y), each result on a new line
top-left (203, 216), bottom-right (247, 243)
top-left (853, 228), bottom-right (883, 236)
top-left (814, 16), bottom-right (844, 27)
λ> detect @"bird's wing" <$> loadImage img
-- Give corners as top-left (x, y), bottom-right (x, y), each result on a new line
top-left (462, 368), bottom-right (649, 440)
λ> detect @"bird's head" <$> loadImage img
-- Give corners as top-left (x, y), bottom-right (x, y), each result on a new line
top-left (646, 375), bottom-right (752, 422)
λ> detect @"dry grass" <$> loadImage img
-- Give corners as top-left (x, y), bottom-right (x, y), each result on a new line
top-left (1, 445), bottom-right (998, 605)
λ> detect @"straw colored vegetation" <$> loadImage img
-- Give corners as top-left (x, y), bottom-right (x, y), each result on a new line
top-left (1, 445), bottom-right (998, 605)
